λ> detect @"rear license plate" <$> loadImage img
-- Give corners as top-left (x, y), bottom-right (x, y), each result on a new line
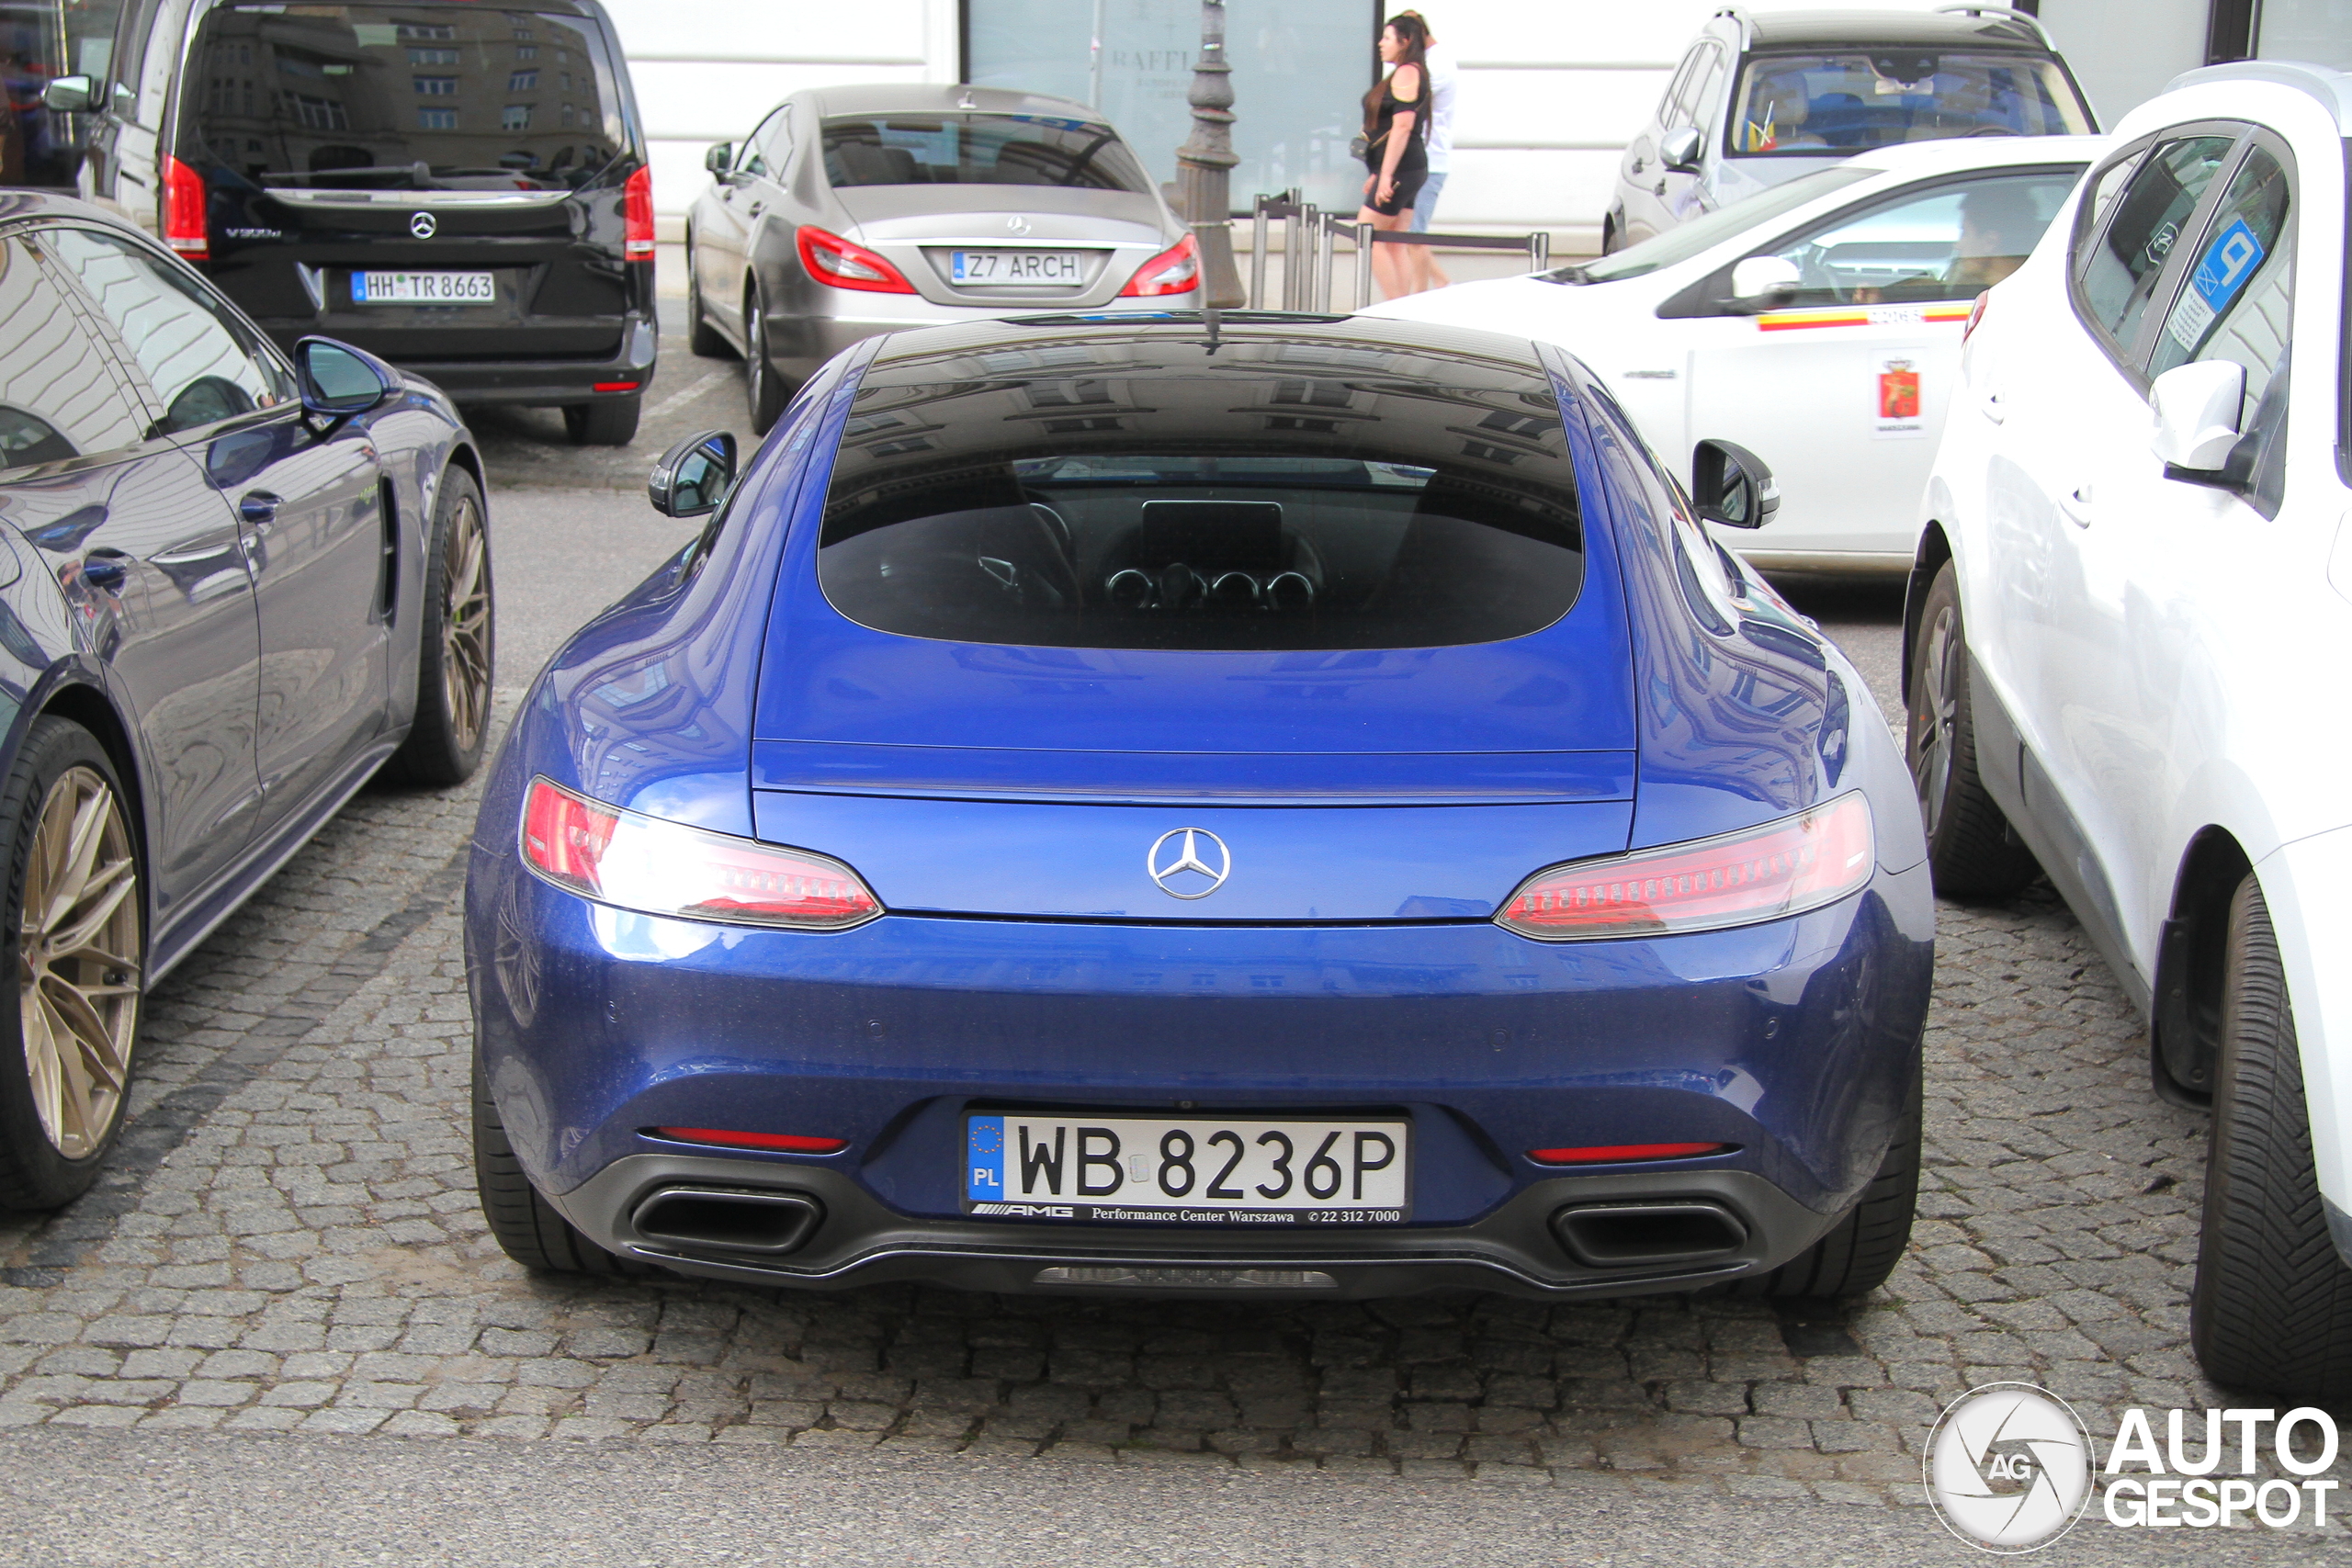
top-left (964, 1113), bottom-right (1408, 1224)
top-left (351, 270), bottom-right (495, 305)
top-left (950, 249), bottom-right (1084, 286)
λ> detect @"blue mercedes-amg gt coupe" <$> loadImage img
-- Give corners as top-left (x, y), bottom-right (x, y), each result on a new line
top-left (465, 312), bottom-right (1933, 1302)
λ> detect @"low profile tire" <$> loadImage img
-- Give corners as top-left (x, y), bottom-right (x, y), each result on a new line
top-left (2189, 874), bottom-right (2352, 1400)
top-left (1905, 561), bottom-right (2041, 899)
top-left (685, 246), bottom-right (729, 358)
top-left (473, 1053), bottom-right (644, 1276)
top-left (384, 468), bottom-right (493, 787)
top-left (1741, 1073), bottom-right (1921, 1300)
top-left (0, 717), bottom-right (145, 1212)
top-left (745, 284), bottom-right (789, 436)
top-left (563, 396), bottom-right (640, 447)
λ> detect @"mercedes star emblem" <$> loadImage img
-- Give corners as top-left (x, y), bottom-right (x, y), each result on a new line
top-left (1006, 214), bottom-right (1032, 236)
top-left (1148, 828), bottom-right (1230, 900)
top-left (409, 211), bottom-right (437, 239)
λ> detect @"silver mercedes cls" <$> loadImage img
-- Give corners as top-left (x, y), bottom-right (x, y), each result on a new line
top-left (684, 84), bottom-right (1202, 432)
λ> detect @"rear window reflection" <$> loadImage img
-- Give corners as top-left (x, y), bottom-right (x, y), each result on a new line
top-left (817, 376), bottom-right (1585, 652)
top-left (820, 114), bottom-right (1151, 194)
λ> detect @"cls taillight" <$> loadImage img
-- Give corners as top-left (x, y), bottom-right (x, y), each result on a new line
top-left (1962, 290), bottom-right (1989, 343)
top-left (796, 225), bottom-right (915, 293)
top-left (520, 778), bottom-right (881, 931)
top-left (1497, 793), bottom-right (1874, 942)
top-left (623, 165), bottom-right (655, 261)
top-left (164, 154), bottom-right (209, 260)
top-left (1119, 232), bottom-right (1199, 298)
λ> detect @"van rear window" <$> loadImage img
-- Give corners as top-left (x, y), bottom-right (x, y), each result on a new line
top-left (817, 374), bottom-right (1585, 652)
top-left (189, 6), bottom-right (628, 191)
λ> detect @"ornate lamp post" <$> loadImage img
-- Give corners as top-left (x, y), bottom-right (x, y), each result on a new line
top-left (1175, 0), bottom-right (1246, 307)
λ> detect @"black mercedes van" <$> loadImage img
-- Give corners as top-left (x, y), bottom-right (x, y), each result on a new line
top-left (47, 0), bottom-right (656, 445)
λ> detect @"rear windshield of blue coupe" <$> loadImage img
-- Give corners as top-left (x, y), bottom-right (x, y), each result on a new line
top-left (816, 364), bottom-right (1584, 651)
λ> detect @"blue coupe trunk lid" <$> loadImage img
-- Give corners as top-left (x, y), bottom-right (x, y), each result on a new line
top-left (746, 318), bottom-right (1637, 922)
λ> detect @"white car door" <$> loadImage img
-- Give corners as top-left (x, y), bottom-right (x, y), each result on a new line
top-left (1682, 165), bottom-right (2081, 559)
top-left (2073, 133), bottom-right (2295, 941)
top-left (1988, 130), bottom-right (2239, 961)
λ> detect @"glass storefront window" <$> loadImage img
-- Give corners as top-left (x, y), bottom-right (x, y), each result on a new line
top-left (2257, 0), bottom-right (2352, 70)
top-left (2, 0), bottom-right (125, 186)
top-left (967, 0), bottom-right (1371, 214)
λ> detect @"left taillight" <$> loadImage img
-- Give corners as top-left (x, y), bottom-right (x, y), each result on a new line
top-left (164, 153), bottom-right (209, 260)
top-left (1118, 232), bottom-right (1199, 298)
top-left (623, 165), bottom-right (655, 261)
top-left (796, 225), bottom-right (916, 294)
top-left (520, 777), bottom-right (881, 931)
top-left (1496, 793), bottom-right (1874, 942)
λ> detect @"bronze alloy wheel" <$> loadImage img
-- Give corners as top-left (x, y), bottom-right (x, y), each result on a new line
top-left (18, 762), bottom-right (140, 1160)
top-left (438, 485), bottom-right (492, 757)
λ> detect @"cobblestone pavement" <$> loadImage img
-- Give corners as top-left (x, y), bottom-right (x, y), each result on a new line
top-left (0, 567), bottom-right (2342, 1519)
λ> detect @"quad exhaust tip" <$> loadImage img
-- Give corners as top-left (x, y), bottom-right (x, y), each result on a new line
top-left (1551, 1201), bottom-right (1748, 1269)
top-left (631, 1186), bottom-right (824, 1257)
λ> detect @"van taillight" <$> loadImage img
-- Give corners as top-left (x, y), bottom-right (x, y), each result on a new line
top-left (164, 155), bottom-right (208, 260)
top-left (623, 165), bottom-right (654, 261)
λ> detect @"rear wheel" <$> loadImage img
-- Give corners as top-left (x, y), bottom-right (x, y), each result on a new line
top-left (1905, 561), bottom-right (2041, 898)
top-left (385, 468), bottom-right (493, 787)
top-left (473, 1052), bottom-right (645, 1276)
top-left (685, 242), bottom-right (729, 358)
top-left (1742, 1073), bottom-right (1920, 1300)
top-left (564, 396), bottom-right (640, 446)
top-left (0, 718), bottom-right (145, 1211)
top-left (2189, 874), bottom-right (2352, 1399)
top-left (745, 283), bottom-right (789, 436)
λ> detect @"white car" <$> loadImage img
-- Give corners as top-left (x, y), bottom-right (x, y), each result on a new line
top-left (1363, 136), bottom-right (2096, 573)
top-left (1911, 62), bottom-right (2352, 1398)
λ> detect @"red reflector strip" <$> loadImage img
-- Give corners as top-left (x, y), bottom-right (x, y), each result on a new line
top-left (1528, 1142), bottom-right (1731, 1166)
top-left (592, 381), bottom-right (640, 392)
top-left (654, 1128), bottom-right (848, 1154)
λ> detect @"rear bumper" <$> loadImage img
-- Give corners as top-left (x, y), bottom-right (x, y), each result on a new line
top-left (267, 315), bottom-right (659, 406)
top-left (547, 1154), bottom-right (1844, 1301)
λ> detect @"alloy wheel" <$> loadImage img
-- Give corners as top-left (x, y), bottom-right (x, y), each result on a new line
top-left (439, 489), bottom-right (492, 754)
top-left (1911, 604), bottom-right (1959, 836)
top-left (19, 764), bottom-right (141, 1160)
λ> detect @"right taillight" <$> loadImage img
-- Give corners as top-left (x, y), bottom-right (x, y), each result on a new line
top-left (520, 777), bottom-right (881, 931)
top-left (1962, 289), bottom-right (1989, 344)
top-left (1496, 793), bottom-right (1873, 942)
top-left (164, 153), bottom-right (209, 260)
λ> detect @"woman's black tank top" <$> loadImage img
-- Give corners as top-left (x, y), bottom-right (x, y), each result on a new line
top-left (1366, 67), bottom-right (1429, 169)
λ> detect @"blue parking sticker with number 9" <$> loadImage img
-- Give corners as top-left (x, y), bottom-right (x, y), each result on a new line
top-left (2165, 218), bottom-right (2267, 351)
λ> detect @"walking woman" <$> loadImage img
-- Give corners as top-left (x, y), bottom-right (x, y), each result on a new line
top-left (1358, 13), bottom-right (1431, 301)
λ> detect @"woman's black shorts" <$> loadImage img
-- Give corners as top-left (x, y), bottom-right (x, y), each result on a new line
top-left (1364, 156), bottom-right (1428, 218)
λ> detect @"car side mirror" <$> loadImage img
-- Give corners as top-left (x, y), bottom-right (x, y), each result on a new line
top-left (2149, 359), bottom-right (2245, 477)
top-left (650, 430), bottom-right (738, 518)
top-left (1690, 438), bottom-right (1780, 530)
top-left (1728, 254), bottom-right (1801, 311)
top-left (293, 337), bottom-right (396, 417)
top-left (705, 142), bottom-right (733, 176)
top-left (41, 75), bottom-right (99, 113)
top-left (1658, 126), bottom-right (1704, 174)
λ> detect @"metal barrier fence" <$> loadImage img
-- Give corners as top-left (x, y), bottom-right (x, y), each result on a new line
top-left (1246, 190), bottom-right (1554, 313)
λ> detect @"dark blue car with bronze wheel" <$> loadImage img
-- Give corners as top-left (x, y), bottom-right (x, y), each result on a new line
top-left (0, 191), bottom-right (493, 1211)
top-left (466, 311), bottom-right (1929, 1303)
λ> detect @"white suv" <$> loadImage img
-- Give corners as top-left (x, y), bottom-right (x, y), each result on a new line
top-left (1910, 62), bottom-right (2352, 1397)
top-left (1606, 5), bottom-right (2096, 254)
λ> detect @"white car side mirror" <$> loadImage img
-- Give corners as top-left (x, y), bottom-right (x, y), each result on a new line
top-left (1729, 255), bottom-right (1801, 306)
top-left (1658, 126), bottom-right (1704, 174)
top-left (2149, 360), bottom-right (2245, 474)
